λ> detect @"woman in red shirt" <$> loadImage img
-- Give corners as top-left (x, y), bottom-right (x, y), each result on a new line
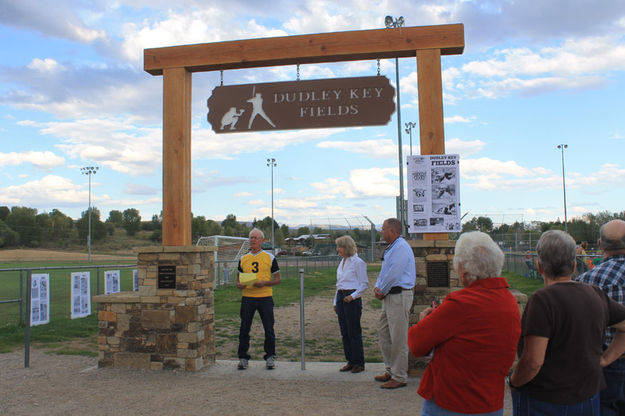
top-left (408, 231), bottom-right (521, 415)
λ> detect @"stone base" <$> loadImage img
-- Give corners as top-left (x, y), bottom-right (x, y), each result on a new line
top-left (94, 246), bottom-right (216, 372)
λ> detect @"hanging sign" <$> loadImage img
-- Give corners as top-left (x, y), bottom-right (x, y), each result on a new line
top-left (407, 154), bottom-right (461, 233)
top-left (206, 76), bottom-right (395, 133)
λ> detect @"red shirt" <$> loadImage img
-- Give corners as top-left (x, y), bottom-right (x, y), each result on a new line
top-left (408, 277), bottom-right (521, 413)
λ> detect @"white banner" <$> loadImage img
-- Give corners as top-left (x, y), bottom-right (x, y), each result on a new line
top-left (104, 270), bottom-right (121, 294)
top-left (407, 154), bottom-right (461, 233)
top-left (70, 272), bottom-right (91, 319)
top-left (30, 273), bottom-right (50, 326)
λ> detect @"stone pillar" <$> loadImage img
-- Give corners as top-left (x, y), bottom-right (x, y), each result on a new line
top-left (94, 246), bottom-right (215, 372)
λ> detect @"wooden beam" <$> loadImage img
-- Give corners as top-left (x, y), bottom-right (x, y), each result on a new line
top-left (144, 24), bottom-right (464, 75)
top-left (162, 67), bottom-right (192, 246)
top-left (416, 49), bottom-right (448, 240)
top-left (417, 49), bottom-right (445, 155)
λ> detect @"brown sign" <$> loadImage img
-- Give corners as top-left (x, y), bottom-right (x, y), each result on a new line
top-left (206, 76), bottom-right (395, 133)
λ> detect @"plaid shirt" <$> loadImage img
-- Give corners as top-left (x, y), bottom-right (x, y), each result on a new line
top-left (576, 254), bottom-right (625, 349)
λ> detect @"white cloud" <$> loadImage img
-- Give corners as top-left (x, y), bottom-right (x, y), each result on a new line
top-left (311, 167), bottom-right (398, 199)
top-left (458, 35), bottom-right (625, 98)
top-left (34, 118), bottom-right (162, 175)
top-left (0, 151), bottom-right (65, 169)
top-left (194, 128), bottom-right (343, 159)
top-left (0, 175), bottom-right (85, 206)
top-left (445, 115), bottom-right (474, 124)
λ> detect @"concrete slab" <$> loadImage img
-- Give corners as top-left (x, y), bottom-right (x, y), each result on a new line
top-left (201, 360), bottom-right (419, 386)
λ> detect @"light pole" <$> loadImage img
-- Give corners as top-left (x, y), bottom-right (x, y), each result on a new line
top-left (267, 158), bottom-right (276, 253)
top-left (557, 144), bottom-right (568, 232)
top-left (405, 121), bottom-right (416, 156)
top-left (81, 166), bottom-right (99, 262)
top-left (385, 15), bottom-right (406, 235)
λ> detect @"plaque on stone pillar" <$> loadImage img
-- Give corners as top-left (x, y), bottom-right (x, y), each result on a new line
top-left (158, 265), bottom-right (176, 289)
top-left (426, 261), bottom-right (449, 287)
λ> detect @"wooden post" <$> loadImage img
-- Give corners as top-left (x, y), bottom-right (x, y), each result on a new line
top-left (162, 67), bottom-right (192, 246)
top-left (417, 49), bottom-right (448, 240)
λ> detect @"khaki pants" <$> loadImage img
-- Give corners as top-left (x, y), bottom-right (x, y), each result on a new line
top-left (378, 290), bottom-right (413, 383)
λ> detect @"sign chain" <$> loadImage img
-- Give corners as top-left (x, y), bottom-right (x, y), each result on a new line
top-left (297, 64), bottom-right (300, 81)
top-left (377, 59), bottom-right (381, 76)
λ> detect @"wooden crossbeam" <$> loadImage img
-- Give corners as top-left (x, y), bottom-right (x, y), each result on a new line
top-left (145, 24), bottom-right (464, 75)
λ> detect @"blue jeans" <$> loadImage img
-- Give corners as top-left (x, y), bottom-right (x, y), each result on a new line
top-left (421, 399), bottom-right (502, 416)
top-left (335, 292), bottom-right (364, 366)
top-left (238, 296), bottom-right (275, 360)
top-left (511, 389), bottom-right (599, 415)
top-left (601, 358), bottom-right (625, 415)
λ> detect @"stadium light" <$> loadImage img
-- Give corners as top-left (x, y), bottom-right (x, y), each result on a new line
top-left (557, 144), bottom-right (568, 232)
top-left (267, 158), bottom-right (277, 253)
top-left (405, 121), bottom-right (416, 156)
top-left (385, 15), bottom-right (406, 235)
top-left (81, 166), bottom-right (99, 262)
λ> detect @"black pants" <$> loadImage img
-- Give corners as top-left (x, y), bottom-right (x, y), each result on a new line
top-left (238, 296), bottom-right (275, 360)
top-left (335, 292), bottom-right (365, 366)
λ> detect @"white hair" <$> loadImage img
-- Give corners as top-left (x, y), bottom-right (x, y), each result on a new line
top-left (453, 231), bottom-right (504, 283)
top-left (249, 228), bottom-right (264, 238)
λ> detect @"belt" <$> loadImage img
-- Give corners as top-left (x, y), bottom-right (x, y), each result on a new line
top-left (338, 289), bottom-right (355, 295)
top-left (388, 286), bottom-right (411, 294)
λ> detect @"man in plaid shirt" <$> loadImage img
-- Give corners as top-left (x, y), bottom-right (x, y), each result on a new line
top-left (577, 219), bottom-right (625, 415)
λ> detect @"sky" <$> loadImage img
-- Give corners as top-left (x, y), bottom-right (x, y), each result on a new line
top-left (1, 0), bottom-right (624, 231)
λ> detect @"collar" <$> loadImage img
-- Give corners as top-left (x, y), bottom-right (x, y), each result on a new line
top-left (466, 277), bottom-right (510, 290)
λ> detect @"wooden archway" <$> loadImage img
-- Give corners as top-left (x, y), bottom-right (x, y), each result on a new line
top-left (144, 24), bottom-right (464, 245)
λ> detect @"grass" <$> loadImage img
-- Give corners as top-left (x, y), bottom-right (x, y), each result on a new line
top-left (0, 260), bottom-right (545, 359)
top-left (503, 271), bottom-right (545, 297)
top-left (0, 260), bottom-right (136, 353)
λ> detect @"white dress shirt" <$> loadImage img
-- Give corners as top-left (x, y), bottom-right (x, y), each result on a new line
top-left (334, 253), bottom-right (369, 306)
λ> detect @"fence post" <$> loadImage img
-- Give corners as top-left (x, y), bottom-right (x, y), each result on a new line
top-left (96, 266), bottom-right (101, 295)
top-left (24, 269), bottom-right (32, 368)
top-left (299, 268), bottom-right (306, 370)
top-left (19, 269), bottom-right (24, 327)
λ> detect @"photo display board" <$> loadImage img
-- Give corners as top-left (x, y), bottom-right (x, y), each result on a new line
top-left (105, 270), bottom-right (121, 294)
top-left (30, 273), bottom-right (50, 326)
top-left (71, 271), bottom-right (91, 319)
top-left (407, 154), bottom-right (461, 233)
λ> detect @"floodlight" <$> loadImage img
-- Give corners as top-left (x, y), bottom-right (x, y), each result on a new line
top-left (385, 16), bottom-right (394, 28)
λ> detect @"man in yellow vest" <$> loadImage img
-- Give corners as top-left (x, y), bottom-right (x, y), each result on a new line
top-left (236, 228), bottom-right (281, 370)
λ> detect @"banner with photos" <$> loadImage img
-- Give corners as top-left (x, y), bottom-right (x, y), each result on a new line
top-left (407, 154), bottom-right (461, 233)
top-left (31, 273), bottom-right (50, 326)
top-left (71, 271), bottom-right (91, 319)
top-left (105, 270), bottom-right (121, 294)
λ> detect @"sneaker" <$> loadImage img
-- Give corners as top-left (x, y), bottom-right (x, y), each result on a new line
top-left (237, 358), bottom-right (248, 370)
top-left (266, 356), bottom-right (276, 370)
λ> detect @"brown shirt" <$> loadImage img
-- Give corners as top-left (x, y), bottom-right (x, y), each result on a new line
top-left (518, 281), bottom-right (625, 404)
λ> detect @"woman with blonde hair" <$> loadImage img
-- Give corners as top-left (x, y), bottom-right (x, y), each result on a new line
top-left (334, 235), bottom-right (369, 373)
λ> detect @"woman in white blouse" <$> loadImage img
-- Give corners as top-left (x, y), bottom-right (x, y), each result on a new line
top-left (334, 235), bottom-right (369, 373)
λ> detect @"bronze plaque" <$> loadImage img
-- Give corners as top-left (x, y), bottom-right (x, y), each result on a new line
top-left (426, 261), bottom-right (449, 288)
top-left (158, 265), bottom-right (176, 289)
top-left (206, 76), bottom-right (395, 133)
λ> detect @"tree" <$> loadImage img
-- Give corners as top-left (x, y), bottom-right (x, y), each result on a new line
top-left (5, 206), bottom-right (42, 247)
top-left (48, 209), bottom-right (73, 239)
top-left (122, 208), bottom-right (142, 236)
top-left (107, 210), bottom-right (123, 226)
top-left (76, 207), bottom-right (106, 241)
top-left (221, 214), bottom-right (248, 237)
top-left (280, 224), bottom-right (290, 239)
top-left (0, 219), bottom-right (19, 247)
top-left (150, 214), bottom-right (162, 242)
top-left (296, 226), bottom-right (310, 236)
top-left (0, 206), bottom-right (9, 221)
